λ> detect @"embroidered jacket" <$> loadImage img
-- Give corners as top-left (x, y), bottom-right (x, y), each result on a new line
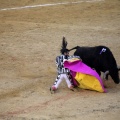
top-left (56, 55), bottom-right (70, 74)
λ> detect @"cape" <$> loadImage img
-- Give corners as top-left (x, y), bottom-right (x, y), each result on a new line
top-left (64, 58), bottom-right (106, 93)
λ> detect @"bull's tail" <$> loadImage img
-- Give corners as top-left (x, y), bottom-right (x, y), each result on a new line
top-left (68, 46), bottom-right (79, 52)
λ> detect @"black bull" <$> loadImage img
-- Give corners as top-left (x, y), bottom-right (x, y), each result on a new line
top-left (69, 45), bottom-right (120, 84)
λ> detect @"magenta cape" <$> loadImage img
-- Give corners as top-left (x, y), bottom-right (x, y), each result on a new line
top-left (64, 60), bottom-right (106, 92)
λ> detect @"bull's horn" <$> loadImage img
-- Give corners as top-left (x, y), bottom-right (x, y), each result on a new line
top-left (118, 66), bottom-right (120, 71)
top-left (103, 70), bottom-right (109, 79)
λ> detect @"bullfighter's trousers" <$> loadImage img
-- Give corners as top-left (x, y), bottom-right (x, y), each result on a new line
top-left (53, 73), bottom-right (73, 89)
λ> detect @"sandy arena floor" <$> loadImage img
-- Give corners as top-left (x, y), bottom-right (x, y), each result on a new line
top-left (0, 0), bottom-right (120, 120)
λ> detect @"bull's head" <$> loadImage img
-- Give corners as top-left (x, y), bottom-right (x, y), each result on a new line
top-left (104, 66), bottom-right (120, 84)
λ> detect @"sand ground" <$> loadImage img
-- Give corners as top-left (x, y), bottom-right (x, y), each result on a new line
top-left (0, 0), bottom-right (120, 120)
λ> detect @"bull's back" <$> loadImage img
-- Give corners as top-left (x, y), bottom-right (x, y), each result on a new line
top-left (74, 45), bottom-right (110, 68)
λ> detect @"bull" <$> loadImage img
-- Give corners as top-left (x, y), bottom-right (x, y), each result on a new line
top-left (68, 45), bottom-right (120, 84)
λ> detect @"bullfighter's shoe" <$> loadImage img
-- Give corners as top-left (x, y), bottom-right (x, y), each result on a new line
top-left (50, 86), bottom-right (57, 94)
top-left (69, 85), bottom-right (75, 91)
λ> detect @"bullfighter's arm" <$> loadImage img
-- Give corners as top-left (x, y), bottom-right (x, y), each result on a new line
top-left (55, 56), bottom-right (62, 68)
